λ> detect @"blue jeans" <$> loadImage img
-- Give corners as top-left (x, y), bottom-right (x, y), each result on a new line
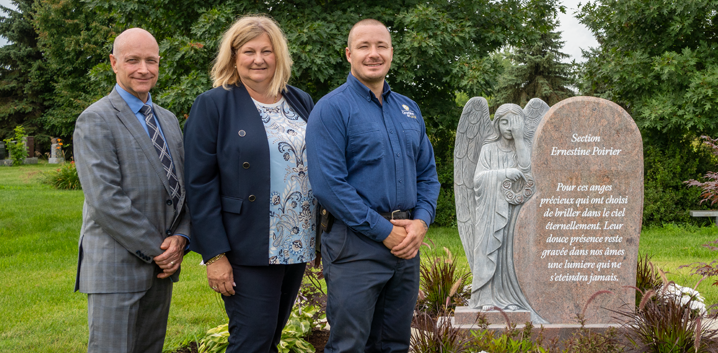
top-left (322, 220), bottom-right (420, 353)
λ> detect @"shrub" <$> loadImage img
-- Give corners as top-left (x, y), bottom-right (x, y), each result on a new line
top-left (43, 161), bottom-right (82, 190)
top-left (434, 187), bottom-right (457, 228)
top-left (3, 125), bottom-right (27, 166)
top-left (561, 322), bottom-right (622, 353)
top-left (685, 135), bottom-right (718, 206)
top-left (643, 138), bottom-right (713, 226)
top-left (196, 304), bottom-right (322, 353)
top-left (433, 145), bottom-right (458, 228)
top-left (197, 324), bottom-right (229, 353)
top-left (296, 261), bottom-right (326, 318)
top-left (468, 321), bottom-right (549, 353)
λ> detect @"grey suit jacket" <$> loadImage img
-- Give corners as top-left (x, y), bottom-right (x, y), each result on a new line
top-left (73, 88), bottom-right (190, 294)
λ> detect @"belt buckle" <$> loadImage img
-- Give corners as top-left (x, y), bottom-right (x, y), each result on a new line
top-left (391, 209), bottom-right (400, 220)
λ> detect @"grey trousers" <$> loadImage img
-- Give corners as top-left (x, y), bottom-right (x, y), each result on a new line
top-left (87, 273), bottom-right (173, 353)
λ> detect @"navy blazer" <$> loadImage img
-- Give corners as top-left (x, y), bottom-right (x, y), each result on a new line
top-left (184, 84), bottom-right (314, 266)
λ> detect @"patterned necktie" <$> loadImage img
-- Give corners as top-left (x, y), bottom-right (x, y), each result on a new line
top-left (139, 104), bottom-right (182, 208)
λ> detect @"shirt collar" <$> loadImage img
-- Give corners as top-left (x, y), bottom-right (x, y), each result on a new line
top-left (347, 73), bottom-right (392, 102)
top-left (115, 83), bottom-right (153, 114)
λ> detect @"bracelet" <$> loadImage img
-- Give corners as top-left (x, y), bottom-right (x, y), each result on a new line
top-left (205, 253), bottom-right (225, 266)
top-left (418, 219), bottom-right (429, 231)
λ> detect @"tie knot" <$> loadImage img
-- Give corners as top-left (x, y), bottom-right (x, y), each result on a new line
top-left (139, 104), bottom-right (152, 117)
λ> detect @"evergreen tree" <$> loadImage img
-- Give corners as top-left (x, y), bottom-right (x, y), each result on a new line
top-left (0, 0), bottom-right (48, 141)
top-left (493, 20), bottom-right (574, 108)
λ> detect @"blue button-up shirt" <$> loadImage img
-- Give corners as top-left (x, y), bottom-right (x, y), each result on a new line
top-left (306, 74), bottom-right (440, 242)
top-left (115, 84), bottom-right (173, 159)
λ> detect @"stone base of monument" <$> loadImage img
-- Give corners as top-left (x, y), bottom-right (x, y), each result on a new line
top-left (24, 157), bottom-right (38, 164)
top-left (48, 157), bottom-right (65, 164)
top-left (454, 306), bottom-right (531, 325)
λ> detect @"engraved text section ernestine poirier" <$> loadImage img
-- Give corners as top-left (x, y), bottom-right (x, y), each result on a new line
top-left (513, 97), bottom-right (643, 324)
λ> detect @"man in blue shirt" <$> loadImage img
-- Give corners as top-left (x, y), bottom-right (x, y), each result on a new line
top-left (73, 28), bottom-right (190, 353)
top-left (306, 19), bottom-right (440, 352)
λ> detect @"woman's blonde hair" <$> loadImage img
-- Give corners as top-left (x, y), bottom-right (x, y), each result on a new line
top-left (211, 15), bottom-right (292, 97)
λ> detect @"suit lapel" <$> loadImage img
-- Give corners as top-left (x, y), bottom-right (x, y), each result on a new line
top-left (109, 89), bottom-right (172, 196)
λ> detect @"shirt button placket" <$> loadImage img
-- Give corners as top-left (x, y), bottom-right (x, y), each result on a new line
top-left (383, 103), bottom-right (405, 208)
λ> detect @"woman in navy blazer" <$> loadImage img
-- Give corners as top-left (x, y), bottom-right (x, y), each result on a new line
top-left (184, 15), bottom-right (315, 352)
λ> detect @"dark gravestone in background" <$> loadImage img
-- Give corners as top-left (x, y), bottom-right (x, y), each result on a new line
top-left (26, 136), bottom-right (34, 158)
top-left (514, 96), bottom-right (643, 324)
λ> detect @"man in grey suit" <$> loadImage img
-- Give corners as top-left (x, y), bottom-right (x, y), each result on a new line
top-left (73, 28), bottom-right (190, 353)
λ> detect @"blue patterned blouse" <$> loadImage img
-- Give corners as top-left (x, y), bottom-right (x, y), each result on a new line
top-left (253, 98), bottom-right (317, 264)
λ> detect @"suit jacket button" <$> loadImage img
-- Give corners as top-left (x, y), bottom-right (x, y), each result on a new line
top-left (166, 199), bottom-right (173, 206)
top-left (243, 162), bottom-right (250, 169)
top-left (166, 230), bottom-right (172, 236)
top-left (238, 130), bottom-right (246, 137)
top-left (248, 195), bottom-right (256, 202)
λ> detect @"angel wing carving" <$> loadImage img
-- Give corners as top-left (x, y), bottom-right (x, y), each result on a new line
top-left (522, 98), bottom-right (550, 145)
top-left (454, 97), bottom-right (493, 273)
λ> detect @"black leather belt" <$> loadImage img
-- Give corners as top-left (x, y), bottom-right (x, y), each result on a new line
top-left (379, 210), bottom-right (413, 220)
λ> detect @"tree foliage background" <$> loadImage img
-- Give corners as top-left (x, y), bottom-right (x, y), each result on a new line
top-left (0, 0), bottom-right (714, 226)
top-left (0, 0), bottom-right (562, 226)
top-left (577, 0), bottom-right (718, 225)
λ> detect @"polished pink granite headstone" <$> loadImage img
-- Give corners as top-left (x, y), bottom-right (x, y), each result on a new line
top-left (512, 96), bottom-right (643, 324)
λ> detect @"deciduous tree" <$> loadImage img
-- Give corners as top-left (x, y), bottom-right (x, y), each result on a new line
top-left (577, 0), bottom-right (718, 224)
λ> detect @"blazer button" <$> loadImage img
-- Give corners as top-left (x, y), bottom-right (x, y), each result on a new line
top-left (248, 195), bottom-right (256, 202)
top-left (238, 130), bottom-right (246, 137)
top-left (166, 199), bottom-right (173, 206)
top-left (243, 162), bottom-right (250, 169)
top-left (166, 229), bottom-right (172, 236)
top-left (322, 209), bottom-right (327, 215)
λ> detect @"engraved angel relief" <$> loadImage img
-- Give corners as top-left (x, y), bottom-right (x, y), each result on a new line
top-left (454, 98), bottom-right (550, 323)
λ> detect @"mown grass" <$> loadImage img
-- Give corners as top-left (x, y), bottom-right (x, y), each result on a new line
top-left (1, 163), bottom-right (718, 351)
top-left (0, 164), bottom-right (226, 352)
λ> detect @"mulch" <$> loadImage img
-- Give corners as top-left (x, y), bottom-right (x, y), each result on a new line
top-left (307, 329), bottom-right (330, 352)
top-left (171, 342), bottom-right (198, 353)
top-left (170, 330), bottom-right (330, 353)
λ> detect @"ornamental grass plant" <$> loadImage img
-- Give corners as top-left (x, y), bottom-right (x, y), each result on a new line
top-left (615, 276), bottom-right (718, 353)
top-left (636, 254), bottom-right (663, 306)
top-left (416, 244), bottom-right (471, 318)
top-left (411, 310), bottom-right (472, 353)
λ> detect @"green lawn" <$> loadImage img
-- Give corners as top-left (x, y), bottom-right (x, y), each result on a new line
top-left (0, 164), bottom-right (225, 352)
top-left (1, 163), bottom-right (717, 351)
